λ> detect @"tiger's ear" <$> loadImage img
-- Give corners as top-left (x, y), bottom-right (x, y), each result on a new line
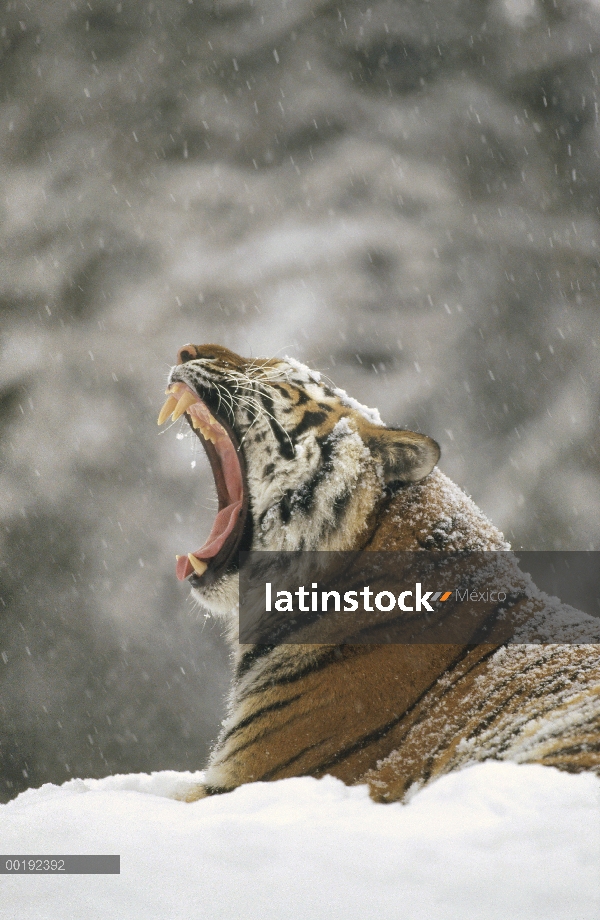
top-left (364, 428), bottom-right (440, 484)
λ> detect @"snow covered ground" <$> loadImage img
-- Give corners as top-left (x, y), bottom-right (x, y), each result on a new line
top-left (1, 762), bottom-right (598, 920)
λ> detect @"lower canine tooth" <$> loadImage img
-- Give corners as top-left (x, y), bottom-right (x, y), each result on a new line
top-left (188, 555), bottom-right (208, 577)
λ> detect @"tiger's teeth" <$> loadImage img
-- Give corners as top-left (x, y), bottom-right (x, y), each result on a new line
top-left (166, 383), bottom-right (185, 396)
top-left (189, 415), bottom-right (217, 443)
top-left (158, 395), bottom-right (178, 425)
top-left (171, 390), bottom-right (198, 421)
top-left (190, 416), bottom-right (205, 437)
top-left (188, 555), bottom-right (208, 577)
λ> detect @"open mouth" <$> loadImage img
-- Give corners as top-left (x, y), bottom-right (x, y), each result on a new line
top-left (157, 381), bottom-right (247, 584)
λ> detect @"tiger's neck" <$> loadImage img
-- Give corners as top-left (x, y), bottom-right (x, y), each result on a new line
top-left (363, 467), bottom-right (509, 553)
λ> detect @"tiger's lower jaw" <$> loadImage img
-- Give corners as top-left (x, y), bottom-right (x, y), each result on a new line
top-left (187, 474), bottom-right (383, 617)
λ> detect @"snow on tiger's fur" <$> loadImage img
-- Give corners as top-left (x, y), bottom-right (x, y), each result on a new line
top-left (159, 345), bottom-right (600, 803)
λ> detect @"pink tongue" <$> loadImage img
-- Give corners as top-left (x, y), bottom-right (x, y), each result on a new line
top-left (176, 501), bottom-right (242, 580)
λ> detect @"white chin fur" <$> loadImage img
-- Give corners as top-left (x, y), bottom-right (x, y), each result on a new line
top-left (190, 572), bottom-right (240, 617)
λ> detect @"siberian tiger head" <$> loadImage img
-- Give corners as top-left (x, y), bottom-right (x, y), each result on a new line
top-left (158, 344), bottom-right (440, 616)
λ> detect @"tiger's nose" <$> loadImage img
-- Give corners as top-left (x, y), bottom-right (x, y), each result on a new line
top-left (177, 344), bottom-right (201, 364)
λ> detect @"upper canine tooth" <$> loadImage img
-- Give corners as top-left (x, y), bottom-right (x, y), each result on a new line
top-left (158, 395), bottom-right (178, 425)
top-left (166, 383), bottom-right (186, 397)
top-left (171, 390), bottom-right (198, 421)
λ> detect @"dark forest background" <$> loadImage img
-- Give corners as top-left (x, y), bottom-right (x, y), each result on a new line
top-left (1, 0), bottom-right (600, 801)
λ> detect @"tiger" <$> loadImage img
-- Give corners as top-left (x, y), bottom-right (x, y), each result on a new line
top-left (157, 343), bottom-right (600, 802)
